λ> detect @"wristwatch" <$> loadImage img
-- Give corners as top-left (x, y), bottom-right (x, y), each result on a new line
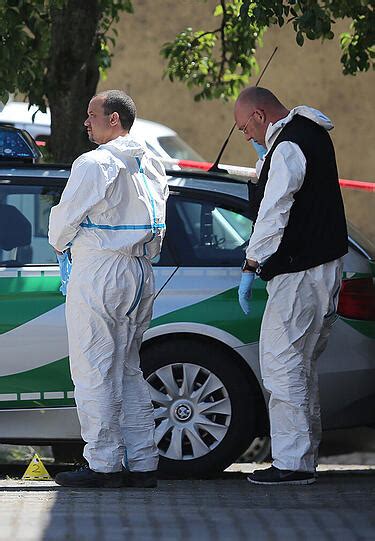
top-left (242, 259), bottom-right (259, 273)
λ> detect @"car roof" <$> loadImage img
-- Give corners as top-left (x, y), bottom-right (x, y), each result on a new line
top-left (0, 163), bottom-right (249, 199)
top-left (168, 169), bottom-right (248, 199)
top-left (0, 164), bottom-right (71, 179)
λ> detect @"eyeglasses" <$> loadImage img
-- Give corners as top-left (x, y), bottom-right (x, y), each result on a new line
top-left (238, 110), bottom-right (257, 134)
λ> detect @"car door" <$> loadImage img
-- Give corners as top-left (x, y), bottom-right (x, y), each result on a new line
top-left (148, 187), bottom-right (268, 357)
top-left (0, 179), bottom-right (78, 439)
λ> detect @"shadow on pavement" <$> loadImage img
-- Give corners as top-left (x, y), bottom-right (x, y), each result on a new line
top-left (1, 466), bottom-right (375, 487)
top-left (1, 468), bottom-right (375, 541)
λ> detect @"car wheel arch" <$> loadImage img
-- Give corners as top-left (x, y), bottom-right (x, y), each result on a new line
top-left (141, 330), bottom-right (268, 436)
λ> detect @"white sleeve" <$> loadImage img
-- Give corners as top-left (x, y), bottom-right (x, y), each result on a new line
top-left (48, 155), bottom-right (108, 251)
top-left (246, 141), bottom-right (306, 264)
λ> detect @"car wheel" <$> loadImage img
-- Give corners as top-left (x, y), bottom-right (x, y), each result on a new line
top-left (141, 337), bottom-right (261, 476)
top-left (238, 436), bottom-right (271, 463)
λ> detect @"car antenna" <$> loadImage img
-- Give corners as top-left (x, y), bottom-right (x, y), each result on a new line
top-left (208, 46), bottom-right (278, 173)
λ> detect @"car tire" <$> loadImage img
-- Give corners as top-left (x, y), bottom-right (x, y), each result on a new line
top-left (238, 436), bottom-right (271, 463)
top-left (141, 336), bottom-right (261, 476)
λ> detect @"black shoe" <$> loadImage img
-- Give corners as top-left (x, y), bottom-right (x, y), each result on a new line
top-left (122, 469), bottom-right (158, 488)
top-left (247, 466), bottom-right (316, 486)
top-left (55, 465), bottom-right (123, 488)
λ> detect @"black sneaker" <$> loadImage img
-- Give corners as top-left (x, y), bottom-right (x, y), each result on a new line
top-left (122, 469), bottom-right (158, 488)
top-left (55, 465), bottom-right (123, 488)
top-left (247, 466), bottom-right (316, 486)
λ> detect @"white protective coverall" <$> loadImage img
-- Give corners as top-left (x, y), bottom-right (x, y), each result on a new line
top-left (247, 106), bottom-right (344, 472)
top-left (49, 135), bottom-right (169, 473)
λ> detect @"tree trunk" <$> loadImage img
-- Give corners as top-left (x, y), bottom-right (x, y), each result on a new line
top-left (46, 0), bottom-right (101, 163)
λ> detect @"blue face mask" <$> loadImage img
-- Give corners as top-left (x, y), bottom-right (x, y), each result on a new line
top-left (251, 140), bottom-right (267, 159)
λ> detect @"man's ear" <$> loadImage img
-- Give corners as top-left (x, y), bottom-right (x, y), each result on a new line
top-left (110, 112), bottom-right (120, 126)
top-left (254, 109), bottom-right (262, 122)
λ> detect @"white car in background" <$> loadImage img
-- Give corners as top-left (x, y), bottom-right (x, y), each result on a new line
top-left (0, 100), bottom-right (204, 161)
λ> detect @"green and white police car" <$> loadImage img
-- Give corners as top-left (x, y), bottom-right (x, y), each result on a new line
top-left (1, 126), bottom-right (374, 475)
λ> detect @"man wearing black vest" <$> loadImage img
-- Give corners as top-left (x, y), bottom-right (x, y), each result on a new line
top-left (235, 87), bottom-right (348, 485)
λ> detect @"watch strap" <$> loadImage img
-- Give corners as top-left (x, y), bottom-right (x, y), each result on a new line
top-left (242, 259), bottom-right (259, 273)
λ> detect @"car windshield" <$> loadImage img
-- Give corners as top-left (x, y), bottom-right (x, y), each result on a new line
top-left (158, 135), bottom-right (205, 161)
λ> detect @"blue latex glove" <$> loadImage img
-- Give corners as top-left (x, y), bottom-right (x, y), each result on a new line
top-left (238, 272), bottom-right (255, 315)
top-left (56, 251), bottom-right (72, 296)
top-left (251, 140), bottom-right (267, 159)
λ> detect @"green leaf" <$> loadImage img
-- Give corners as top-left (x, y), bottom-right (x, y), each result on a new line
top-left (214, 4), bottom-right (223, 17)
top-left (306, 29), bottom-right (316, 40)
top-left (296, 31), bottom-right (304, 47)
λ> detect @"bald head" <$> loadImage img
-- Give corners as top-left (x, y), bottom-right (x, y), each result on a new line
top-left (237, 87), bottom-right (286, 112)
top-left (234, 87), bottom-right (289, 146)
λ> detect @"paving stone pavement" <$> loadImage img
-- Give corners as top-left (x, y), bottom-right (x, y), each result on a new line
top-left (1, 465), bottom-right (374, 541)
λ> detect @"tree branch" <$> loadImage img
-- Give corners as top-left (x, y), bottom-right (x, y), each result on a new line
top-left (191, 28), bottom-right (221, 46)
top-left (218, 0), bottom-right (227, 80)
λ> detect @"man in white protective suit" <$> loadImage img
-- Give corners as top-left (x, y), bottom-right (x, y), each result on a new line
top-left (235, 87), bottom-right (348, 485)
top-left (49, 90), bottom-right (169, 488)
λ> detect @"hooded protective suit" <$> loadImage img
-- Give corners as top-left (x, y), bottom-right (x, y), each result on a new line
top-left (246, 107), bottom-right (344, 472)
top-left (49, 135), bottom-right (169, 473)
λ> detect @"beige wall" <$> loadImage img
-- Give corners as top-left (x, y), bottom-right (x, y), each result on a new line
top-left (99, 1), bottom-right (374, 242)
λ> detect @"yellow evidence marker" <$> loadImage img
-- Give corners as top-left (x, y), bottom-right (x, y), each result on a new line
top-left (22, 453), bottom-right (52, 481)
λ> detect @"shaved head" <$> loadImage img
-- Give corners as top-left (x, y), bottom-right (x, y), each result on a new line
top-left (236, 87), bottom-right (286, 111)
top-left (234, 86), bottom-right (289, 146)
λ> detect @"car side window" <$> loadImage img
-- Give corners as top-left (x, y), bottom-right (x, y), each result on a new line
top-left (166, 195), bottom-right (252, 266)
top-left (0, 184), bottom-right (62, 266)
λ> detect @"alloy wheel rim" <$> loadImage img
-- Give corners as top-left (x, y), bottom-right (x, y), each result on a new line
top-left (147, 362), bottom-right (232, 461)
